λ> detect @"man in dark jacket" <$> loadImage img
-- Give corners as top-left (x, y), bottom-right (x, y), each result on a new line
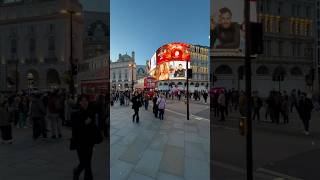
top-left (298, 93), bottom-right (314, 135)
top-left (131, 91), bottom-right (142, 123)
top-left (30, 93), bottom-right (47, 140)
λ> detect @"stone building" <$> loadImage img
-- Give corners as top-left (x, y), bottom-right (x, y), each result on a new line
top-left (0, 0), bottom-right (83, 91)
top-left (110, 52), bottom-right (136, 90)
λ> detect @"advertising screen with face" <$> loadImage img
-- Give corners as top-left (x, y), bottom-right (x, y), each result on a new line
top-left (212, 0), bottom-right (245, 56)
top-left (154, 43), bottom-right (191, 81)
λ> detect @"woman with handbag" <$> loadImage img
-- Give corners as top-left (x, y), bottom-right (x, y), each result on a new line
top-left (70, 94), bottom-right (103, 180)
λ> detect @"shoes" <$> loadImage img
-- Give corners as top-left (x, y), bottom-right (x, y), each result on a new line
top-left (58, 134), bottom-right (62, 138)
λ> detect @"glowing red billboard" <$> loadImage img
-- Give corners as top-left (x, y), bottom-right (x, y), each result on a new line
top-left (156, 43), bottom-right (190, 64)
top-left (154, 43), bottom-right (191, 81)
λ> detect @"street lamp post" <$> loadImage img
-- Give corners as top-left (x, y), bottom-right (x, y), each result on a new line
top-left (244, 0), bottom-right (253, 180)
top-left (129, 64), bottom-right (135, 92)
top-left (60, 9), bottom-right (81, 95)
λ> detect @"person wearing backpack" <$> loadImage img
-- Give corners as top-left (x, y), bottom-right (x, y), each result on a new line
top-left (156, 94), bottom-right (166, 120)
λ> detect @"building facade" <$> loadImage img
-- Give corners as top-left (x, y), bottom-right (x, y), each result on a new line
top-left (157, 44), bottom-right (209, 92)
top-left (0, 0), bottom-right (84, 91)
top-left (83, 11), bottom-right (109, 60)
top-left (213, 0), bottom-right (316, 97)
top-left (110, 52), bottom-right (136, 90)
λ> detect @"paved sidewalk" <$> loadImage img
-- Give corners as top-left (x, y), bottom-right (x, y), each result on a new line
top-left (0, 126), bottom-right (107, 180)
top-left (110, 103), bottom-right (210, 180)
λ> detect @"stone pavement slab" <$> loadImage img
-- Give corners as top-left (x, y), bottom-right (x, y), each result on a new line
top-left (110, 103), bottom-right (210, 180)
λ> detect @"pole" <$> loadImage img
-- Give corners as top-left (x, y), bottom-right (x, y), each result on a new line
top-left (15, 57), bottom-right (18, 94)
top-left (69, 12), bottom-right (75, 95)
top-left (244, 0), bottom-right (253, 180)
top-left (278, 79), bottom-right (281, 92)
top-left (131, 66), bottom-right (134, 92)
top-left (186, 61), bottom-right (190, 120)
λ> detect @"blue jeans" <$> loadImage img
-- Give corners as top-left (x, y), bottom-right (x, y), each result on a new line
top-left (159, 109), bottom-right (164, 120)
top-left (144, 100), bottom-right (149, 110)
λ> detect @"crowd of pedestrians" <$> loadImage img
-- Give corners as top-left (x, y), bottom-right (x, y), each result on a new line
top-left (0, 89), bottom-right (108, 180)
top-left (212, 88), bottom-right (319, 135)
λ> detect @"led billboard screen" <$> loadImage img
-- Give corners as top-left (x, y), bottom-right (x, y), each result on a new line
top-left (153, 43), bottom-right (191, 81)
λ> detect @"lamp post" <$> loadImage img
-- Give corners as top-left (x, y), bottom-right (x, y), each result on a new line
top-left (129, 63), bottom-right (136, 92)
top-left (60, 9), bottom-right (81, 95)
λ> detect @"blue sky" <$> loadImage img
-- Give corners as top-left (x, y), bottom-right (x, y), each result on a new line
top-left (110, 0), bottom-right (210, 65)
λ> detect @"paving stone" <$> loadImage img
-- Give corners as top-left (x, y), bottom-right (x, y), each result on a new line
top-left (119, 137), bottom-right (150, 164)
top-left (157, 172), bottom-right (184, 180)
top-left (134, 150), bottom-right (163, 178)
top-left (184, 157), bottom-right (210, 180)
top-left (127, 172), bottom-right (155, 180)
top-left (160, 145), bottom-right (185, 177)
top-left (185, 141), bottom-right (207, 161)
top-left (111, 160), bottom-right (135, 180)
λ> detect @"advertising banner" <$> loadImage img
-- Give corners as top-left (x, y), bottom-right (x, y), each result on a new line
top-left (211, 0), bottom-right (245, 56)
top-left (154, 43), bottom-right (191, 81)
top-left (150, 53), bottom-right (157, 71)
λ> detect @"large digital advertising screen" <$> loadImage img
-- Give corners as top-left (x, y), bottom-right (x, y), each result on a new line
top-left (211, 0), bottom-right (245, 56)
top-left (150, 53), bottom-right (157, 71)
top-left (153, 43), bottom-right (191, 81)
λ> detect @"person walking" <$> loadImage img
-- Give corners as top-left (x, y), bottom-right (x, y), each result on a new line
top-left (144, 92), bottom-right (149, 110)
top-left (239, 91), bottom-right (247, 117)
top-left (47, 92), bottom-right (62, 139)
top-left (203, 90), bottom-right (208, 104)
top-left (152, 93), bottom-right (159, 118)
top-left (157, 94), bottom-right (166, 120)
top-left (0, 95), bottom-right (13, 144)
top-left (70, 94), bottom-right (103, 180)
top-left (218, 91), bottom-right (226, 121)
top-left (281, 95), bottom-right (290, 124)
top-left (131, 91), bottom-right (142, 123)
top-left (252, 92), bottom-right (263, 122)
top-left (29, 93), bottom-right (47, 140)
top-left (18, 96), bottom-right (29, 128)
top-left (297, 93), bottom-right (314, 135)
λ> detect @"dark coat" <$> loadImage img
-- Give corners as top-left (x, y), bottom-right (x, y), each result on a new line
top-left (71, 106), bottom-right (98, 148)
top-left (298, 98), bottom-right (314, 120)
top-left (131, 96), bottom-right (142, 110)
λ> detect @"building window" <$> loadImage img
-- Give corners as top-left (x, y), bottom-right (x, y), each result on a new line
top-left (290, 67), bottom-right (303, 76)
top-left (297, 43), bottom-right (301, 57)
top-left (256, 66), bottom-right (269, 76)
top-left (215, 65), bottom-right (233, 75)
top-left (29, 38), bottom-right (36, 56)
top-left (278, 2), bottom-right (282, 15)
top-left (11, 39), bottom-right (17, 55)
top-left (278, 20), bottom-right (282, 33)
top-left (292, 42), bottom-right (296, 56)
top-left (292, 4), bottom-right (296, 16)
top-left (49, 24), bottom-right (55, 33)
top-left (306, 6), bottom-right (310, 18)
top-left (278, 41), bottom-right (283, 56)
top-left (48, 36), bottom-right (55, 51)
top-left (297, 5), bottom-right (300, 17)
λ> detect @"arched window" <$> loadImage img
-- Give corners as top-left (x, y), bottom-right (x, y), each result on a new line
top-left (256, 65), bottom-right (269, 75)
top-left (215, 65), bottom-right (233, 75)
top-left (290, 67), bottom-right (303, 76)
top-left (177, 82), bottom-right (183, 85)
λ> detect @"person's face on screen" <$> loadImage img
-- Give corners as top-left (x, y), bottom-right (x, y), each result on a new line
top-left (160, 64), bottom-right (165, 73)
top-left (221, 12), bottom-right (232, 29)
top-left (178, 64), bottom-right (183, 70)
